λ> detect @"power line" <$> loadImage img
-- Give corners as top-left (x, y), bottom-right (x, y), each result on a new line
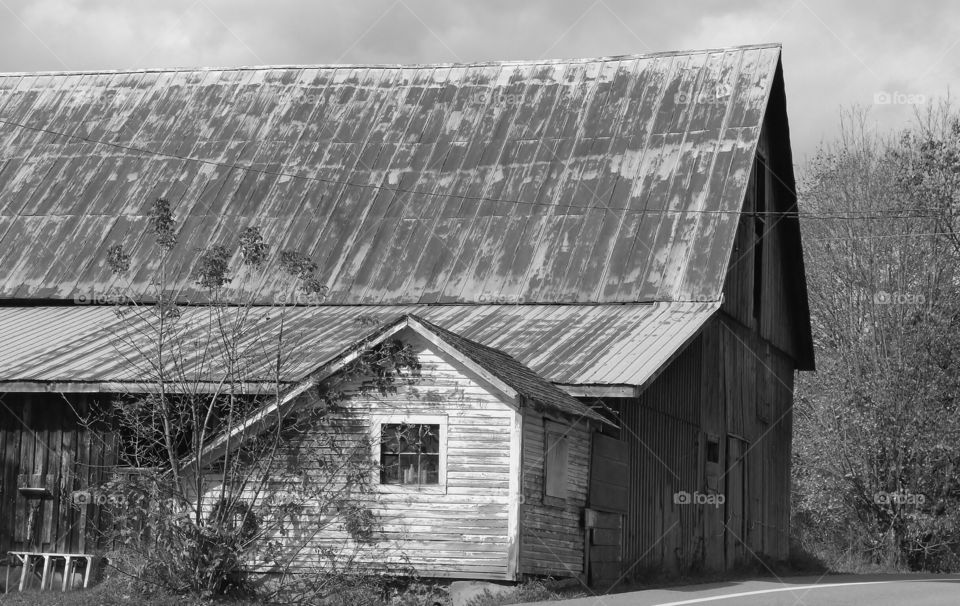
top-left (800, 213), bottom-right (941, 220)
top-left (811, 232), bottom-right (957, 241)
top-left (0, 116), bottom-right (951, 221)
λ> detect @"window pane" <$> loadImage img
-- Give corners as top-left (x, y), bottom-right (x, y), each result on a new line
top-left (381, 454), bottom-right (401, 484)
top-left (419, 428), bottom-right (439, 454)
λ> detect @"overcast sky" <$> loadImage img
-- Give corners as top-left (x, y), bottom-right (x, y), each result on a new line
top-left (0, 0), bottom-right (956, 161)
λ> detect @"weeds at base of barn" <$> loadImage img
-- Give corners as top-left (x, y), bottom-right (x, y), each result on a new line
top-left (0, 572), bottom-right (598, 606)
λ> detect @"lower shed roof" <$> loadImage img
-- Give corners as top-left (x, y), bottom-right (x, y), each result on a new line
top-left (0, 301), bottom-right (718, 391)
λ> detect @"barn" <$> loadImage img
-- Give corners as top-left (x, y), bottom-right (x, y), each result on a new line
top-left (0, 42), bottom-right (813, 586)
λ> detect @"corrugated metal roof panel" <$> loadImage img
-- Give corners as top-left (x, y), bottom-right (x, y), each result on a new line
top-left (0, 302), bottom-right (718, 387)
top-left (0, 45), bottom-right (780, 305)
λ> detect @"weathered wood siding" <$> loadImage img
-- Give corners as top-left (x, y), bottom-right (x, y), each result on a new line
top-left (614, 341), bottom-right (704, 575)
top-left (228, 329), bottom-right (520, 580)
top-left (518, 408), bottom-right (590, 578)
top-left (0, 393), bottom-right (117, 555)
top-left (722, 120), bottom-right (805, 364)
top-left (591, 318), bottom-right (794, 578)
top-left (713, 109), bottom-right (797, 563)
top-left (708, 317), bottom-right (794, 561)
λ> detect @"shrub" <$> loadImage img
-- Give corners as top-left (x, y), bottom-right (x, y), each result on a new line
top-left (464, 578), bottom-right (583, 606)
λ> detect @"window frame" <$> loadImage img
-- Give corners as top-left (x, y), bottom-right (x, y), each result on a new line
top-left (371, 414), bottom-right (448, 494)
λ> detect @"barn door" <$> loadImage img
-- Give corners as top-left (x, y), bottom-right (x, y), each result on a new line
top-left (724, 436), bottom-right (748, 568)
top-left (586, 432), bottom-right (628, 586)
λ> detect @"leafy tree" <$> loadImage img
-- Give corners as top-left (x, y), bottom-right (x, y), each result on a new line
top-left (78, 200), bottom-right (420, 599)
top-left (793, 106), bottom-right (960, 571)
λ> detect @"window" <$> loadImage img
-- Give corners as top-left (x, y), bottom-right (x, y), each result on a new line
top-left (544, 421), bottom-right (569, 500)
top-left (380, 423), bottom-right (440, 485)
top-left (372, 415), bottom-right (447, 491)
top-left (705, 435), bottom-right (720, 464)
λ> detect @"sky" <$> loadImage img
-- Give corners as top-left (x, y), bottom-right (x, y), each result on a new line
top-left (0, 0), bottom-right (957, 162)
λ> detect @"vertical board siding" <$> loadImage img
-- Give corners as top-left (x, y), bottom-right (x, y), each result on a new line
top-left (0, 393), bottom-right (117, 555)
top-left (720, 149), bottom-right (757, 331)
top-left (755, 119), bottom-right (806, 363)
top-left (519, 408), bottom-right (590, 577)
top-left (210, 333), bottom-right (518, 580)
top-left (759, 166), bottom-right (801, 360)
top-left (637, 337), bottom-right (702, 425)
top-left (599, 313), bottom-right (795, 578)
top-left (708, 317), bottom-right (794, 564)
top-left (721, 119), bottom-right (803, 364)
top-left (619, 385), bottom-right (702, 575)
top-left (617, 335), bottom-right (704, 575)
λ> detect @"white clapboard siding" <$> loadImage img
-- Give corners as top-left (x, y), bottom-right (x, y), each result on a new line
top-left (203, 332), bottom-right (520, 580)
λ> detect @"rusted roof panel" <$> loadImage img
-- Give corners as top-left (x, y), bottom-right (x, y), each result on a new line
top-left (0, 45), bottom-right (780, 304)
top-left (0, 302), bottom-right (718, 387)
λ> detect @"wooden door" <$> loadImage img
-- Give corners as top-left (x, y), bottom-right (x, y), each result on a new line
top-left (586, 432), bottom-right (628, 586)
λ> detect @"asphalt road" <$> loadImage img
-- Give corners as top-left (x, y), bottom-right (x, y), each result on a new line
top-left (533, 574), bottom-right (960, 605)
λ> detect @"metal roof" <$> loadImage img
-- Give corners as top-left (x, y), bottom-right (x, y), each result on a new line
top-left (0, 302), bottom-right (718, 388)
top-left (0, 45), bottom-right (781, 305)
top-left (378, 315), bottom-right (610, 423)
top-left (408, 315), bottom-right (605, 421)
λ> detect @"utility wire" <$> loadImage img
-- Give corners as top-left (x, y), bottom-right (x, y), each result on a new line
top-left (811, 232), bottom-right (958, 241)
